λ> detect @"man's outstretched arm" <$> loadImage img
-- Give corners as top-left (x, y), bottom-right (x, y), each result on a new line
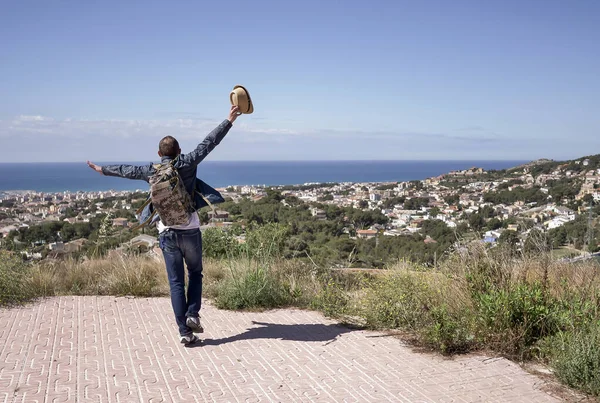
top-left (181, 105), bottom-right (241, 167)
top-left (87, 161), bottom-right (152, 181)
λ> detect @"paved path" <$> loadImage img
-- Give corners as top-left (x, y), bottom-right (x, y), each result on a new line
top-left (0, 296), bottom-right (565, 402)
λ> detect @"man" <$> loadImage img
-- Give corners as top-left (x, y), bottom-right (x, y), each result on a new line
top-left (87, 105), bottom-right (241, 345)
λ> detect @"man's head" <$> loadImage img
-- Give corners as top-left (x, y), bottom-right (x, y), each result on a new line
top-left (158, 136), bottom-right (181, 158)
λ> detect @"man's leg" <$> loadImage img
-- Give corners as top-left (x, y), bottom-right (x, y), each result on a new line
top-left (159, 230), bottom-right (191, 336)
top-left (180, 229), bottom-right (203, 319)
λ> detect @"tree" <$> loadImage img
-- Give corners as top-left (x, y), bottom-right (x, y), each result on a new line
top-left (486, 218), bottom-right (503, 231)
top-left (403, 197), bottom-right (429, 210)
top-left (548, 226), bottom-right (567, 248)
top-left (468, 213), bottom-right (485, 232)
top-left (523, 229), bottom-right (551, 254)
top-left (382, 196), bottom-right (406, 209)
top-left (444, 194), bottom-right (460, 205)
top-left (410, 180), bottom-right (424, 190)
top-left (375, 183), bottom-right (397, 191)
top-left (429, 207), bottom-right (441, 217)
top-left (499, 230), bottom-right (519, 247)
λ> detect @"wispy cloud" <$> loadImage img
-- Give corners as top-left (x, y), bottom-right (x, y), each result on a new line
top-left (1, 115), bottom-right (225, 139)
top-left (287, 127), bottom-right (501, 143)
top-left (4, 114), bottom-right (575, 163)
top-left (1, 115), bottom-right (502, 144)
top-left (15, 115), bottom-right (48, 122)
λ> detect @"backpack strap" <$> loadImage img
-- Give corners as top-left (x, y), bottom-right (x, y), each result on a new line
top-left (135, 197), bottom-right (152, 216)
top-left (130, 210), bottom-right (158, 231)
top-left (197, 190), bottom-right (217, 214)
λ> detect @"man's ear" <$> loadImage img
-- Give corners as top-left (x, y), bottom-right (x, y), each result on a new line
top-left (178, 148), bottom-right (182, 156)
top-left (158, 150), bottom-right (163, 157)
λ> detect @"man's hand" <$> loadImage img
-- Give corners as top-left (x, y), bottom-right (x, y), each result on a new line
top-left (87, 161), bottom-right (103, 175)
top-left (228, 105), bottom-right (241, 124)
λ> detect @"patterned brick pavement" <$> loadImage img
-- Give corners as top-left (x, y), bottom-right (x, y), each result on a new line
top-left (0, 297), bottom-right (565, 402)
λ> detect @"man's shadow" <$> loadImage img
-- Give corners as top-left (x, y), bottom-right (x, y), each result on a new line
top-left (194, 321), bottom-right (355, 347)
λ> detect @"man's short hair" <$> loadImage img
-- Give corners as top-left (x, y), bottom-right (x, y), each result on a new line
top-left (159, 136), bottom-right (180, 158)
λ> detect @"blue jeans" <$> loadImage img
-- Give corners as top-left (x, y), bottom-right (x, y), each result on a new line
top-left (158, 228), bottom-right (203, 336)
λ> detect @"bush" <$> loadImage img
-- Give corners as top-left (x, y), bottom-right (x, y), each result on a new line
top-left (552, 323), bottom-right (600, 396)
top-left (422, 305), bottom-right (476, 354)
top-left (473, 282), bottom-right (562, 357)
top-left (310, 277), bottom-right (350, 318)
top-left (0, 251), bottom-right (33, 306)
top-left (359, 271), bottom-right (434, 330)
top-left (215, 260), bottom-right (290, 310)
top-left (243, 223), bottom-right (289, 261)
top-left (202, 228), bottom-right (240, 259)
top-left (214, 257), bottom-right (321, 311)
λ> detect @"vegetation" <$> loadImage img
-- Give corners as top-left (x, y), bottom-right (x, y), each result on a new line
top-left (483, 186), bottom-right (549, 205)
top-left (2, 221), bottom-right (600, 396)
top-left (550, 323), bottom-right (600, 396)
top-left (0, 250), bottom-right (33, 305)
top-left (6, 153), bottom-right (600, 396)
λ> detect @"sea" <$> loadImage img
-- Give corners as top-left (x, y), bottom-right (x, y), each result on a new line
top-left (0, 160), bottom-right (526, 193)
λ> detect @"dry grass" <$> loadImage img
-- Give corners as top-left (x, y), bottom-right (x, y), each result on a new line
top-left (29, 253), bottom-right (169, 297)
top-left (26, 253), bottom-right (322, 310)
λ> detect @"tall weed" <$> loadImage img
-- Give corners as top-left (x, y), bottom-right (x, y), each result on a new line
top-left (552, 323), bottom-right (600, 396)
top-left (215, 260), bottom-right (289, 309)
top-left (0, 251), bottom-right (32, 306)
top-left (359, 271), bottom-right (434, 330)
top-left (311, 277), bottom-right (350, 318)
top-left (215, 258), bottom-right (319, 310)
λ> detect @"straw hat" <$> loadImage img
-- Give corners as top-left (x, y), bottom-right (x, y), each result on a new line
top-left (229, 85), bottom-right (254, 114)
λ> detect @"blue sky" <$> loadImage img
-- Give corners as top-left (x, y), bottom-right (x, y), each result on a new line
top-left (1, 0), bottom-right (598, 162)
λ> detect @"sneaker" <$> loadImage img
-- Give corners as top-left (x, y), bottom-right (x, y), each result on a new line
top-left (180, 334), bottom-right (200, 345)
top-left (186, 316), bottom-right (204, 333)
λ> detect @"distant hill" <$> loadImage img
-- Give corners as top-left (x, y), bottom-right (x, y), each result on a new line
top-left (505, 154), bottom-right (600, 175)
top-left (507, 159), bottom-right (555, 172)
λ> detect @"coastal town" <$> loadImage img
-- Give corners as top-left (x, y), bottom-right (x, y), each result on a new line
top-left (2, 156), bottom-right (600, 261)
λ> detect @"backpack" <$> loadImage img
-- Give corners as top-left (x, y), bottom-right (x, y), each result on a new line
top-left (133, 160), bottom-right (194, 229)
top-left (134, 178), bottom-right (225, 230)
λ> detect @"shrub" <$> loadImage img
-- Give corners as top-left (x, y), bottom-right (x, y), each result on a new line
top-left (215, 260), bottom-right (289, 310)
top-left (243, 223), bottom-right (289, 261)
top-left (473, 282), bottom-right (562, 357)
top-left (215, 258), bottom-right (321, 311)
top-left (311, 277), bottom-right (350, 318)
top-left (359, 271), bottom-right (434, 330)
top-left (422, 305), bottom-right (476, 354)
top-left (0, 251), bottom-right (33, 306)
top-left (552, 323), bottom-right (600, 396)
top-left (202, 228), bottom-right (240, 259)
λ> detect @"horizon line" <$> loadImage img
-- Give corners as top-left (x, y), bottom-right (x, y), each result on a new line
top-left (0, 158), bottom-right (533, 164)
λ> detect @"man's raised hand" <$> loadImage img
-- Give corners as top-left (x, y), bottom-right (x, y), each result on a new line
top-left (228, 105), bottom-right (241, 124)
top-left (87, 161), bottom-right (103, 175)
